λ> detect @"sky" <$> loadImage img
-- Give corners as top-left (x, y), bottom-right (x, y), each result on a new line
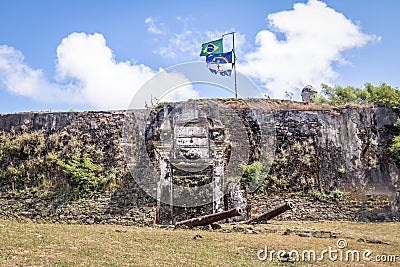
top-left (0, 0), bottom-right (399, 113)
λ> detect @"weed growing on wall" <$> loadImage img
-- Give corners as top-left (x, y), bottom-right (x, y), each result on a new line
top-left (54, 153), bottom-right (111, 198)
top-left (239, 139), bottom-right (320, 194)
top-left (0, 128), bottom-right (118, 198)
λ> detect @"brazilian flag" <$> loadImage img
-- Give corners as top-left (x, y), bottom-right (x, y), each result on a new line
top-left (199, 38), bottom-right (223, 56)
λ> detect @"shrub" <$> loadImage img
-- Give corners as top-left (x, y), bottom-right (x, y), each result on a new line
top-left (240, 161), bottom-right (265, 189)
top-left (309, 189), bottom-right (329, 201)
top-left (330, 189), bottom-right (347, 201)
top-left (309, 189), bottom-right (347, 202)
top-left (55, 153), bottom-right (110, 198)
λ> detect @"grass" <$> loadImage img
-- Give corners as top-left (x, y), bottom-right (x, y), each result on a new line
top-left (0, 220), bottom-right (399, 266)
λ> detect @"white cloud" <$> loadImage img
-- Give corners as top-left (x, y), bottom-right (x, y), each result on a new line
top-left (0, 32), bottom-right (198, 109)
top-left (239, 0), bottom-right (379, 98)
top-left (145, 17), bottom-right (165, 35)
top-left (157, 30), bottom-right (198, 58)
top-left (55, 32), bottom-right (156, 109)
top-left (0, 45), bottom-right (65, 101)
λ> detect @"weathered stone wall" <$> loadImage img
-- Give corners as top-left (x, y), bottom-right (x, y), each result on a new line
top-left (0, 100), bottom-right (399, 224)
top-left (273, 106), bottom-right (399, 195)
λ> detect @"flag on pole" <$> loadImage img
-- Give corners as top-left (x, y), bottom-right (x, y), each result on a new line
top-left (206, 52), bottom-right (233, 64)
top-left (206, 51), bottom-right (233, 76)
top-left (199, 38), bottom-right (223, 56)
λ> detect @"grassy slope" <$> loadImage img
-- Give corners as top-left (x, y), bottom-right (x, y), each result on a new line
top-left (0, 220), bottom-right (399, 267)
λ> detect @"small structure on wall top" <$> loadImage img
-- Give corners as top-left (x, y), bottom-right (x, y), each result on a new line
top-left (301, 85), bottom-right (317, 103)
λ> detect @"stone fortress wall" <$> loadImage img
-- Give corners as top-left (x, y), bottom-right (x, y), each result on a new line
top-left (0, 99), bottom-right (398, 224)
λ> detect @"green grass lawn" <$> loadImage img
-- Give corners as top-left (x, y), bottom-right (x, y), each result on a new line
top-left (0, 220), bottom-right (399, 266)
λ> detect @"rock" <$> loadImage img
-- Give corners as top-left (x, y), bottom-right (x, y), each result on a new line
top-left (296, 232), bottom-right (312, 238)
top-left (263, 228), bottom-right (277, 234)
top-left (282, 228), bottom-right (292, 235)
top-left (86, 218), bottom-right (95, 224)
top-left (210, 223), bottom-right (222, 230)
top-left (245, 228), bottom-right (259, 234)
top-left (34, 233), bottom-right (42, 238)
top-left (108, 219), bottom-right (118, 224)
top-left (358, 238), bottom-right (391, 245)
top-left (232, 226), bottom-right (246, 232)
top-left (312, 231), bottom-right (337, 238)
top-left (193, 234), bottom-right (203, 239)
top-left (199, 225), bottom-right (211, 231)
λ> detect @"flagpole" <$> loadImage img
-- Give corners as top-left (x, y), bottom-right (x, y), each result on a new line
top-left (222, 31), bottom-right (237, 98)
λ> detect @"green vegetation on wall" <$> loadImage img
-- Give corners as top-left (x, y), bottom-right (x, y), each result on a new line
top-left (0, 130), bottom-right (49, 190)
top-left (0, 127), bottom-right (119, 198)
top-left (53, 153), bottom-right (115, 198)
top-left (240, 139), bottom-right (319, 194)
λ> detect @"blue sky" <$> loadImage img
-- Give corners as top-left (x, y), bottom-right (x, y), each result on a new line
top-left (0, 0), bottom-right (399, 113)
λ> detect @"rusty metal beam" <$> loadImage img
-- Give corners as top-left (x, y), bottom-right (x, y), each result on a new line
top-left (175, 207), bottom-right (243, 227)
top-left (245, 202), bottom-right (294, 224)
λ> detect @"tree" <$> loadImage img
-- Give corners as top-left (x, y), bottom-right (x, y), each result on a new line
top-left (313, 82), bottom-right (400, 108)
